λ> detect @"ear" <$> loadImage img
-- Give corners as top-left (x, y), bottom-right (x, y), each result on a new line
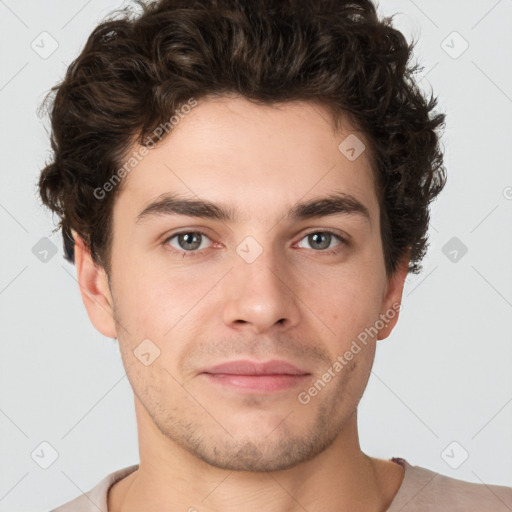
top-left (377, 252), bottom-right (410, 341)
top-left (73, 230), bottom-right (118, 339)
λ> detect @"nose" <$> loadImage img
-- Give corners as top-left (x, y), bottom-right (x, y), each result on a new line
top-left (222, 245), bottom-right (301, 334)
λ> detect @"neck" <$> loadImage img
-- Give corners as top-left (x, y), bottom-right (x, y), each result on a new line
top-left (108, 401), bottom-right (404, 512)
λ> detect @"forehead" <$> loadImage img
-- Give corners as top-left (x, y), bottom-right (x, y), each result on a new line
top-left (115, 96), bottom-right (379, 226)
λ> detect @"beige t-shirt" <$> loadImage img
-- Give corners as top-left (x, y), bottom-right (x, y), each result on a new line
top-left (49, 457), bottom-right (512, 511)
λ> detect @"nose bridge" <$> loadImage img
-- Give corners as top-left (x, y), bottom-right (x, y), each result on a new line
top-left (222, 235), bottom-right (300, 332)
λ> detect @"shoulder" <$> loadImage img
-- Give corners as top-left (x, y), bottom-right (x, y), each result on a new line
top-left (48, 464), bottom-right (139, 512)
top-left (388, 458), bottom-right (512, 512)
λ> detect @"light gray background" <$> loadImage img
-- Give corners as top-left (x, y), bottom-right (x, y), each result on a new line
top-left (1, 0), bottom-right (511, 510)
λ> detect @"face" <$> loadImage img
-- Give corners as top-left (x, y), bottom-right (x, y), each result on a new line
top-left (77, 95), bottom-right (408, 472)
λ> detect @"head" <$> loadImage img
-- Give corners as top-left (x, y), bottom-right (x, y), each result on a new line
top-left (38, 0), bottom-right (445, 472)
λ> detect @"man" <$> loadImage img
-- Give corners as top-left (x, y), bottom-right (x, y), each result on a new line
top-left (38, 0), bottom-right (512, 510)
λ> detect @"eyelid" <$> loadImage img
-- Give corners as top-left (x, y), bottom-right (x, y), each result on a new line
top-left (296, 226), bottom-right (349, 243)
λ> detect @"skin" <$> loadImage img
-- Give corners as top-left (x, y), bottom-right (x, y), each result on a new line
top-left (74, 95), bottom-right (409, 512)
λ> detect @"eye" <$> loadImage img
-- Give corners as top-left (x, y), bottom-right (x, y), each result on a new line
top-left (296, 230), bottom-right (346, 254)
top-left (163, 229), bottom-right (347, 258)
top-left (164, 230), bottom-right (212, 257)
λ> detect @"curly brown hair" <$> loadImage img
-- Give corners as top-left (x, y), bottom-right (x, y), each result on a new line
top-left (37, 0), bottom-right (446, 277)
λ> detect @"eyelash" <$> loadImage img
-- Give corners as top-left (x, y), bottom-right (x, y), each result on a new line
top-left (163, 229), bottom-right (347, 258)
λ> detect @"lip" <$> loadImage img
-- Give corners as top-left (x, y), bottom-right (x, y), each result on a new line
top-left (201, 359), bottom-right (309, 376)
top-left (200, 360), bottom-right (311, 393)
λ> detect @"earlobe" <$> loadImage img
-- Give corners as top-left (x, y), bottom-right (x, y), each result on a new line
top-left (73, 230), bottom-right (118, 339)
top-left (377, 253), bottom-right (410, 341)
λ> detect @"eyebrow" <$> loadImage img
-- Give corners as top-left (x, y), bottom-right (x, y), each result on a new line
top-left (135, 191), bottom-right (371, 226)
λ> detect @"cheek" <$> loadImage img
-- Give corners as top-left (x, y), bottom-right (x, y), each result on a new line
top-left (300, 265), bottom-right (384, 334)
top-left (111, 282), bottom-right (170, 355)
top-left (111, 267), bottom-right (210, 376)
